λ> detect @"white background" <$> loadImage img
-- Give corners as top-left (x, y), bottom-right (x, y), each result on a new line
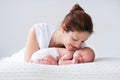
top-left (0, 0), bottom-right (120, 58)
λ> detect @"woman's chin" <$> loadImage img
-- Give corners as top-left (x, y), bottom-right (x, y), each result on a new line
top-left (67, 47), bottom-right (75, 51)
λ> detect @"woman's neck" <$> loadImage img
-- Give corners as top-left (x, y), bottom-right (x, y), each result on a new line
top-left (49, 28), bottom-right (64, 48)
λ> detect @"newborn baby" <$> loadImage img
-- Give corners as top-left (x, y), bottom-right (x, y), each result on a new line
top-left (30, 47), bottom-right (95, 65)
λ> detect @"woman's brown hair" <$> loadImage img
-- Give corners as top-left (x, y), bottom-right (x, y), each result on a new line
top-left (62, 4), bottom-right (93, 34)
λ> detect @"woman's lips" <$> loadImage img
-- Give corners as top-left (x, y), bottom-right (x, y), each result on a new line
top-left (69, 44), bottom-right (77, 51)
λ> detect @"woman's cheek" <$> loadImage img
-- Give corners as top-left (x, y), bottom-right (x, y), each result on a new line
top-left (64, 37), bottom-right (71, 45)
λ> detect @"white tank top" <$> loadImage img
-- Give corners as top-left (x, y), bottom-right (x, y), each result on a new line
top-left (34, 23), bottom-right (58, 49)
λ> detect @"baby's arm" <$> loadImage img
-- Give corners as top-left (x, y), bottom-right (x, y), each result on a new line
top-left (58, 52), bottom-right (78, 65)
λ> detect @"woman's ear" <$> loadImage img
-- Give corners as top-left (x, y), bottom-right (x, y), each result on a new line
top-left (61, 23), bottom-right (67, 32)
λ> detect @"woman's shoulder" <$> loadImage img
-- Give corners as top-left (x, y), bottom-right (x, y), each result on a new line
top-left (33, 23), bottom-right (57, 32)
top-left (32, 23), bottom-right (58, 49)
top-left (34, 23), bottom-right (56, 28)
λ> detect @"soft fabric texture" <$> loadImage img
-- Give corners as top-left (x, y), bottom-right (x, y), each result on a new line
top-left (0, 57), bottom-right (120, 80)
top-left (34, 23), bottom-right (58, 49)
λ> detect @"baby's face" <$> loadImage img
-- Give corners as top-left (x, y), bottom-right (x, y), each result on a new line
top-left (74, 49), bottom-right (94, 63)
top-left (74, 50), bottom-right (84, 63)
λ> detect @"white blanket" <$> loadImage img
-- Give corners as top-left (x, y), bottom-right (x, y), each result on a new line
top-left (0, 56), bottom-right (120, 80)
top-left (0, 48), bottom-right (25, 63)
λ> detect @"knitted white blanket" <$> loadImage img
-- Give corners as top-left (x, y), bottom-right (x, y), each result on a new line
top-left (0, 57), bottom-right (120, 80)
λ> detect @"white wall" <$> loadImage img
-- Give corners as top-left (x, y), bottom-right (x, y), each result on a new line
top-left (0, 0), bottom-right (120, 58)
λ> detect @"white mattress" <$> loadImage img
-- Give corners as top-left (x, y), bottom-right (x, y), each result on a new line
top-left (0, 57), bottom-right (120, 80)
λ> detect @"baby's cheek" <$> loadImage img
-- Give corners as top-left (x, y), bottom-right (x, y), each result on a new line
top-left (78, 58), bottom-right (84, 63)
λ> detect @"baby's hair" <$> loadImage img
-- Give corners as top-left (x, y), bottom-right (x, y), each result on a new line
top-left (83, 47), bottom-right (95, 62)
top-left (62, 4), bottom-right (93, 34)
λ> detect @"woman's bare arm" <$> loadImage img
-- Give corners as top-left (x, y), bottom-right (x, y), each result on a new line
top-left (24, 26), bottom-right (40, 63)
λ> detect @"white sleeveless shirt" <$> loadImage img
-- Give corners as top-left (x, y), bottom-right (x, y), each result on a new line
top-left (34, 23), bottom-right (58, 49)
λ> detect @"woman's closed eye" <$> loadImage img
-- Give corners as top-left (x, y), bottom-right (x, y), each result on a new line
top-left (72, 37), bottom-right (78, 41)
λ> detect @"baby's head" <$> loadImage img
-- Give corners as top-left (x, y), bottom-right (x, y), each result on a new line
top-left (74, 47), bottom-right (95, 63)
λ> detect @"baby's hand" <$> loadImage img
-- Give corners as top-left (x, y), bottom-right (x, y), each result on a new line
top-left (72, 52), bottom-right (80, 64)
top-left (72, 58), bottom-right (79, 64)
top-left (73, 51), bottom-right (84, 63)
top-left (73, 51), bottom-right (80, 59)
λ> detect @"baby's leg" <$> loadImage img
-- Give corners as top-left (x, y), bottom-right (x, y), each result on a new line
top-left (38, 59), bottom-right (52, 65)
top-left (43, 55), bottom-right (57, 65)
top-left (32, 55), bottom-right (57, 65)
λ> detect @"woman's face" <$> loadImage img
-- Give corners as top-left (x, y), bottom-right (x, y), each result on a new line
top-left (63, 31), bottom-right (90, 51)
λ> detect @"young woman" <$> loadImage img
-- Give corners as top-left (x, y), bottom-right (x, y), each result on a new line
top-left (24, 4), bottom-right (93, 63)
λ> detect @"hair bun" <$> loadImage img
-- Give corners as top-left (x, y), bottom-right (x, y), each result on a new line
top-left (70, 4), bottom-right (84, 13)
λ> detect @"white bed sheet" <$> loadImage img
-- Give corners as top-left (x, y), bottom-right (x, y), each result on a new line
top-left (0, 57), bottom-right (120, 80)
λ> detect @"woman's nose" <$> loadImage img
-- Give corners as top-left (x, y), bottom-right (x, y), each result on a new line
top-left (74, 42), bottom-right (82, 49)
